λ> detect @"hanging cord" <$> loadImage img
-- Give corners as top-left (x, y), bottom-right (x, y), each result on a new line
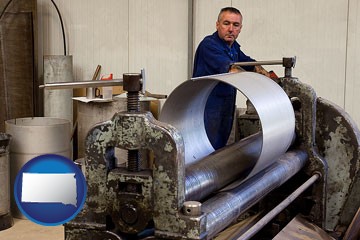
top-left (0, 0), bottom-right (14, 20)
top-left (50, 0), bottom-right (66, 55)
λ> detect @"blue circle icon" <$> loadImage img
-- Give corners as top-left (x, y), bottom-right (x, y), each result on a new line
top-left (14, 154), bottom-right (87, 226)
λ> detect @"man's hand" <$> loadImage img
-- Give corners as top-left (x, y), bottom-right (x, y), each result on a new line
top-left (254, 65), bottom-right (271, 78)
top-left (229, 65), bottom-right (246, 73)
top-left (255, 66), bottom-right (280, 83)
top-left (229, 64), bottom-right (279, 83)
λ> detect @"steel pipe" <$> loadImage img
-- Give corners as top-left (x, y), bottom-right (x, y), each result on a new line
top-left (232, 60), bottom-right (283, 67)
top-left (39, 79), bottom-right (123, 90)
top-left (185, 133), bottom-right (262, 201)
top-left (237, 173), bottom-right (320, 240)
top-left (201, 150), bottom-right (308, 239)
top-left (232, 57), bottom-right (296, 68)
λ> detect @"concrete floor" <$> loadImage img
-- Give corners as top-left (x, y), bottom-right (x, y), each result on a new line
top-left (0, 218), bottom-right (63, 240)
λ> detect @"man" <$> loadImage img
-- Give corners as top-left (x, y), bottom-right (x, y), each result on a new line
top-left (193, 7), bottom-right (269, 150)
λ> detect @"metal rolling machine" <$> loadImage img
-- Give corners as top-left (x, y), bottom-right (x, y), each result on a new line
top-left (64, 58), bottom-right (360, 239)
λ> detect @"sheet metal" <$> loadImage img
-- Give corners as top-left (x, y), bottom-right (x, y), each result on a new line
top-left (185, 133), bottom-right (262, 201)
top-left (160, 72), bottom-right (295, 178)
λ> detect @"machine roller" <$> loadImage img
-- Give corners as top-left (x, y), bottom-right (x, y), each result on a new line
top-left (64, 58), bottom-right (360, 239)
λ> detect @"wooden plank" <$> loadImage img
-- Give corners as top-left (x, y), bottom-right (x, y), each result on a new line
top-left (343, 207), bottom-right (360, 240)
top-left (274, 214), bottom-right (335, 240)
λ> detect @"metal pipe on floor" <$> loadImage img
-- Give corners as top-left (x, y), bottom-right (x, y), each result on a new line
top-left (236, 173), bottom-right (320, 240)
top-left (202, 150), bottom-right (308, 239)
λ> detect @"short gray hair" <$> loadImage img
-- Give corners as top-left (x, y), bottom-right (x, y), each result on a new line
top-left (217, 7), bottom-right (242, 21)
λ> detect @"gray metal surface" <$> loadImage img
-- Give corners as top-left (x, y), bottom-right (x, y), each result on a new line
top-left (185, 133), bottom-right (261, 201)
top-left (44, 55), bottom-right (73, 125)
top-left (160, 72), bottom-right (295, 179)
top-left (202, 150), bottom-right (308, 239)
top-left (280, 76), bottom-right (327, 227)
top-left (238, 173), bottom-right (320, 240)
top-left (315, 97), bottom-right (360, 230)
top-left (5, 117), bottom-right (71, 218)
top-left (65, 112), bottom-right (199, 240)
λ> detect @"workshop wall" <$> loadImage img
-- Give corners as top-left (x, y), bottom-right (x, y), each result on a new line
top-left (345, 0), bottom-right (360, 129)
top-left (38, 0), bottom-right (360, 127)
top-left (37, 0), bottom-right (190, 96)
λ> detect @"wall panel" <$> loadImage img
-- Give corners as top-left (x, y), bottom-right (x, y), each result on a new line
top-left (193, 0), bottom-right (231, 52)
top-left (234, 0), bottom-right (348, 108)
top-left (345, 0), bottom-right (360, 126)
top-left (38, 0), bottom-right (129, 81)
top-left (129, 0), bottom-right (189, 94)
top-left (38, 0), bottom-right (189, 95)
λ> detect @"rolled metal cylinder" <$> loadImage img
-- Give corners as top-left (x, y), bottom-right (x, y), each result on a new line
top-left (202, 150), bottom-right (308, 239)
top-left (160, 72), bottom-right (295, 179)
top-left (185, 133), bottom-right (262, 201)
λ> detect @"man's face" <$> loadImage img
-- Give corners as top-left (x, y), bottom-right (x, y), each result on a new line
top-left (216, 11), bottom-right (242, 46)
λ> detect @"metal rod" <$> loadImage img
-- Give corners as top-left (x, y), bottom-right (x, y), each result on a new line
top-left (232, 60), bottom-right (283, 67)
top-left (202, 150), bottom-right (308, 239)
top-left (185, 133), bottom-right (262, 201)
top-left (39, 79), bottom-right (123, 90)
top-left (141, 68), bottom-right (146, 95)
top-left (236, 173), bottom-right (320, 240)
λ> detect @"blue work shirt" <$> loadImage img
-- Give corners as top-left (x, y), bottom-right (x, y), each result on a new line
top-left (192, 32), bottom-right (255, 149)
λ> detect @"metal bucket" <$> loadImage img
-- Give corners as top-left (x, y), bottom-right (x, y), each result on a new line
top-left (0, 133), bottom-right (13, 230)
top-left (5, 117), bottom-right (71, 219)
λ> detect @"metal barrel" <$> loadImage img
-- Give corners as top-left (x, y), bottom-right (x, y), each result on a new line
top-left (185, 133), bottom-right (262, 201)
top-left (202, 150), bottom-right (308, 239)
top-left (5, 117), bottom-right (71, 219)
top-left (0, 133), bottom-right (13, 230)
